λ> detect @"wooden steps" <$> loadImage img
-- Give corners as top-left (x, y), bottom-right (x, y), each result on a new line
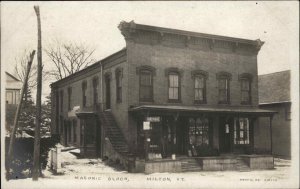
top-left (101, 110), bottom-right (131, 156)
top-left (181, 158), bottom-right (202, 172)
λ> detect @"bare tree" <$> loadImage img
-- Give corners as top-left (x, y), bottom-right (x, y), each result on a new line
top-left (14, 49), bottom-right (38, 89)
top-left (45, 40), bottom-right (95, 80)
top-left (14, 50), bottom-right (50, 101)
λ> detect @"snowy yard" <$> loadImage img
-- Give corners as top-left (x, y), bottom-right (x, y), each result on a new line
top-left (3, 150), bottom-right (298, 189)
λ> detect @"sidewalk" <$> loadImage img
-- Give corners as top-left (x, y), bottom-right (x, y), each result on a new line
top-left (3, 151), bottom-right (296, 189)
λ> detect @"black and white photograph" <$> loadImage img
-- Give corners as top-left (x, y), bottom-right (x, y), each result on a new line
top-left (1, 1), bottom-right (299, 189)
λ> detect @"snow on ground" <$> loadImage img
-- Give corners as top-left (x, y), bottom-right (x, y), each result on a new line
top-left (2, 152), bottom-right (298, 189)
top-left (42, 149), bottom-right (127, 179)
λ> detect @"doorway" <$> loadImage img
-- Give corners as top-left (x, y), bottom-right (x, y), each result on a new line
top-left (176, 117), bottom-right (188, 155)
top-left (105, 75), bottom-right (111, 109)
top-left (219, 117), bottom-right (233, 153)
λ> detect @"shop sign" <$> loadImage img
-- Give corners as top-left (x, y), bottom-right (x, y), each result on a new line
top-left (146, 116), bottom-right (160, 122)
top-left (143, 121), bottom-right (150, 130)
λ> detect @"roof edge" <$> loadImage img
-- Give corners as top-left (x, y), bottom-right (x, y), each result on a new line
top-left (50, 48), bottom-right (126, 87)
top-left (119, 20), bottom-right (264, 47)
top-left (5, 71), bottom-right (21, 82)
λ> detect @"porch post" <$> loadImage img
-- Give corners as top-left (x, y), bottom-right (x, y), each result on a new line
top-left (269, 115), bottom-right (273, 155)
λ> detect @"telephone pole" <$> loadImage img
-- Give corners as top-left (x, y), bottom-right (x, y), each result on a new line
top-left (6, 51), bottom-right (35, 180)
top-left (32, 5), bottom-right (42, 181)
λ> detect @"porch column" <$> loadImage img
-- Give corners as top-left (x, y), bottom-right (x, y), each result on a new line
top-left (173, 112), bottom-right (180, 156)
top-left (269, 115), bottom-right (273, 155)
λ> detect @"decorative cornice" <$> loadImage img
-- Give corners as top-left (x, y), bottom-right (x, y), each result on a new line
top-left (164, 67), bottom-right (184, 77)
top-left (104, 71), bottom-right (112, 79)
top-left (238, 73), bottom-right (253, 81)
top-left (136, 65), bottom-right (156, 76)
top-left (92, 76), bottom-right (99, 86)
top-left (115, 67), bottom-right (124, 78)
top-left (191, 70), bottom-right (209, 79)
top-left (216, 71), bottom-right (232, 80)
top-left (119, 21), bottom-right (264, 53)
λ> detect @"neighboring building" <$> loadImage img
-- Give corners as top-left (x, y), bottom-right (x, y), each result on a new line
top-left (258, 70), bottom-right (291, 159)
top-left (5, 72), bottom-right (22, 131)
top-left (51, 21), bottom-right (275, 172)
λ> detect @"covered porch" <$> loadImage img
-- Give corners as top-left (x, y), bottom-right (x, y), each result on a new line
top-left (129, 105), bottom-right (276, 172)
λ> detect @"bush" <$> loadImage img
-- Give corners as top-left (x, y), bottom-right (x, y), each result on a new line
top-left (5, 136), bottom-right (59, 180)
top-left (194, 144), bottom-right (219, 157)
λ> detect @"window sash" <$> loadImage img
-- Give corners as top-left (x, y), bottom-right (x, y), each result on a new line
top-left (218, 78), bottom-right (229, 103)
top-left (68, 88), bottom-right (72, 110)
top-left (60, 91), bottom-right (64, 112)
top-left (169, 87), bottom-right (179, 100)
top-left (6, 91), bottom-right (13, 104)
top-left (82, 82), bottom-right (87, 107)
top-left (140, 71), bottom-right (153, 101)
top-left (73, 120), bottom-right (77, 143)
top-left (194, 75), bottom-right (205, 101)
top-left (241, 79), bottom-right (251, 103)
top-left (116, 72), bottom-right (122, 102)
top-left (117, 86), bottom-right (122, 102)
top-left (168, 74), bottom-right (179, 100)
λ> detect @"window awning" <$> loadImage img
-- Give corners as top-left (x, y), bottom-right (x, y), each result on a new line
top-left (129, 105), bottom-right (276, 116)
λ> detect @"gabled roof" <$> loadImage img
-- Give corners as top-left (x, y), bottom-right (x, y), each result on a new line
top-left (5, 72), bottom-right (23, 90)
top-left (5, 72), bottom-right (21, 82)
top-left (258, 70), bottom-right (291, 104)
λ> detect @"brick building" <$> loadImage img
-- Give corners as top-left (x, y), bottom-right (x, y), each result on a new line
top-left (51, 21), bottom-right (275, 172)
top-left (258, 70), bottom-right (291, 159)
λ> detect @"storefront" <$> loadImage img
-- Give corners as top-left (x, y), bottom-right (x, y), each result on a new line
top-left (131, 105), bottom-right (275, 160)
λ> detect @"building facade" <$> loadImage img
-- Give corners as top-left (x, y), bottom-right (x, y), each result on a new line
top-left (5, 72), bottom-right (22, 132)
top-left (258, 70), bottom-right (291, 159)
top-left (51, 21), bottom-right (275, 172)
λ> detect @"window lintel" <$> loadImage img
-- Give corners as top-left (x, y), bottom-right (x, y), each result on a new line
top-left (238, 73), bottom-right (253, 81)
top-left (191, 70), bottom-right (209, 79)
top-left (165, 67), bottom-right (183, 77)
top-left (136, 65), bottom-right (156, 76)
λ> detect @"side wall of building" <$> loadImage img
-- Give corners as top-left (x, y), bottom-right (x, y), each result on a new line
top-left (51, 65), bottom-right (102, 147)
top-left (258, 103), bottom-right (291, 158)
top-left (102, 51), bottom-right (134, 146)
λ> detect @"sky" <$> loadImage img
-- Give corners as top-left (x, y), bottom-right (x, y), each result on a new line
top-left (1, 1), bottom-right (299, 102)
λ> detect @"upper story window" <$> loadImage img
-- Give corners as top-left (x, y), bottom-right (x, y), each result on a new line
top-left (60, 90), bottom-right (64, 112)
top-left (82, 81), bottom-right (87, 107)
top-left (239, 73), bottom-right (252, 105)
top-left (192, 70), bottom-right (208, 104)
top-left (217, 72), bottom-right (232, 104)
top-left (165, 67), bottom-right (183, 103)
top-left (115, 68), bottom-right (123, 103)
top-left (136, 65), bottom-right (156, 102)
top-left (169, 72), bottom-right (179, 101)
top-left (92, 77), bottom-right (99, 105)
top-left (67, 87), bottom-right (72, 111)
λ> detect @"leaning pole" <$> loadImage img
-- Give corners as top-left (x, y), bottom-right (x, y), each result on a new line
top-left (32, 5), bottom-right (42, 181)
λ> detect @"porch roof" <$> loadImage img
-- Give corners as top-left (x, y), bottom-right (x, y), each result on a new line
top-left (129, 105), bottom-right (276, 116)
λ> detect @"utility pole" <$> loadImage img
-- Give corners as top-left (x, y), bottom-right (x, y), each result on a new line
top-left (6, 51), bottom-right (36, 180)
top-left (32, 5), bottom-right (42, 181)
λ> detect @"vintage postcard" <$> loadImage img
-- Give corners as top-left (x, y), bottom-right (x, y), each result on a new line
top-left (1, 1), bottom-right (299, 189)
